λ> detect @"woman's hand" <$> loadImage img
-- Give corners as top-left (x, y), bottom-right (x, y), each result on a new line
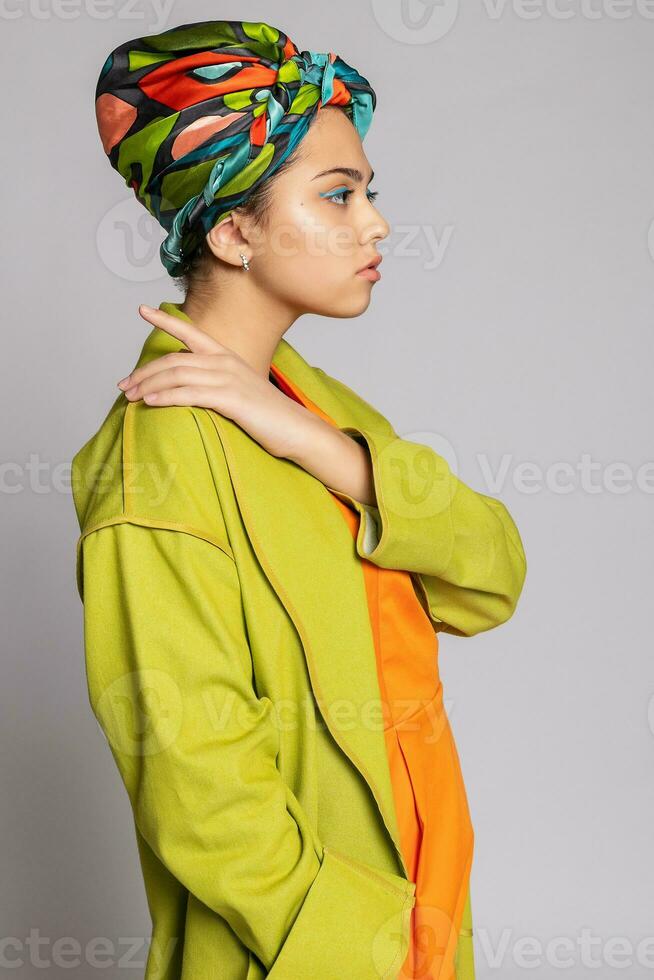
top-left (116, 305), bottom-right (316, 460)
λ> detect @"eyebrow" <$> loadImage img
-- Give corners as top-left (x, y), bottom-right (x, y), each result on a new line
top-left (311, 166), bottom-right (375, 184)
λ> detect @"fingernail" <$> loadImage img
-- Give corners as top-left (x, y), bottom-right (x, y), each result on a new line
top-left (117, 378), bottom-right (130, 389)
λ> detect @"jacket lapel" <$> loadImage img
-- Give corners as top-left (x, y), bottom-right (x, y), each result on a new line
top-left (131, 303), bottom-right (409, 881)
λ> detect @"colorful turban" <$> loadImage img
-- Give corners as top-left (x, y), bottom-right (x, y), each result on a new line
top-left (95, 20), bottom-right (377, 277)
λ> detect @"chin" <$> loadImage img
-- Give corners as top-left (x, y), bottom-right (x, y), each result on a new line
top-left (302, 278), bottom-right (376, 319)
top-left (348, 291), bottom-right (374, 316)
top-left (325, 286), bottom-right (375, 319)
top-left (323, 300), bottom-right (371, 319)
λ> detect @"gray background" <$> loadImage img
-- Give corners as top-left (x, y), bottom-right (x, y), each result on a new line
top-left (2, 1), bottom-right (653, 977)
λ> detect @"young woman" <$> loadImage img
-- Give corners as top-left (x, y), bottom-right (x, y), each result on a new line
top-left (72, 20), bottom-right (527, 980)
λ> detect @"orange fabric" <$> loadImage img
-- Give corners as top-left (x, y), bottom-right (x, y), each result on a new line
top-left (269, 364), bottom-right (474, 980)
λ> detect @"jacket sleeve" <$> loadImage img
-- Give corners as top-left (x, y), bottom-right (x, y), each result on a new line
top-left (323, 425), bottom-right (527, 638)
top-left (79, 520), bottom-right (415, 977)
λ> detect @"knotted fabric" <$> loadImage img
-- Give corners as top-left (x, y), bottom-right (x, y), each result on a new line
top-left (95, 20), bottom-right (377, 276)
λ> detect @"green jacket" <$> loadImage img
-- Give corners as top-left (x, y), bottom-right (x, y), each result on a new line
top-left (71, 301), bottom-right (527, 980)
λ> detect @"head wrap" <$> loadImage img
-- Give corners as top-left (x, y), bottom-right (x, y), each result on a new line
top-left (95, 20), bottom-right (377, 277)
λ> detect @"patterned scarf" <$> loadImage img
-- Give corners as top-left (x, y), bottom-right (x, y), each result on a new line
top-left (95, 19), bottom-right (377, 276)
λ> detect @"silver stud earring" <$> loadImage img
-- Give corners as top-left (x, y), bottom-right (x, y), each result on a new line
top-left (239, 252), bottom-right (251, 272)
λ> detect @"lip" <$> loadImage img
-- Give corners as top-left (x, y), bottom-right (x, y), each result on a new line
top-left (356, 255), bottom-right (383, 280)
top-left (356, 267), bottom-right (381, 282)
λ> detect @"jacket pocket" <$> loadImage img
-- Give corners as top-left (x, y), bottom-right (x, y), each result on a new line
top-left (266, 845), bottom-right (415, 978)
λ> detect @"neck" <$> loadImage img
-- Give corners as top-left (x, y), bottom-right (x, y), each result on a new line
top-left (178, 280), bottom-right (301, 380)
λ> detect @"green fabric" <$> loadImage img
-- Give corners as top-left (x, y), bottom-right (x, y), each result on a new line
top-left (71, 301), bottom-right (527, 978)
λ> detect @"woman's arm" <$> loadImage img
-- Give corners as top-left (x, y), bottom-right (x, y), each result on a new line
top-left (277, 361), bottom-right (528, 638)
top-left (320, 423), bottom-right (528, 637)
top-left (79, 520), bottom-right (415, 976)
top-left (285, 411), bottom-right (378, 506)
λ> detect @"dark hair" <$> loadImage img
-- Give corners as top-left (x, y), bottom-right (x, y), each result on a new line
top-left (173, 105), bottom-right (348, 295)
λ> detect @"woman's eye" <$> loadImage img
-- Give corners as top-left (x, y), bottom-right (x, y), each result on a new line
top-left (323, 188), bottom-right (353, 205)
top-left (322, 188), bottom-right (380, 206)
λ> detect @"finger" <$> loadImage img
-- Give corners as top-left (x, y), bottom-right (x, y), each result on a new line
top-left (140, 385), bottom-right (231, 412)
top-left (118, 351), bottom-right (217, 390)
top-left (124, 366), bottom-right (228, 399)
top-left (138, 305), bottom-right (225, 356)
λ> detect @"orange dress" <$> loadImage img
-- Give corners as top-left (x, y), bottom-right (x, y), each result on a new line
top-left (269, 363), bottom-right (475, 980)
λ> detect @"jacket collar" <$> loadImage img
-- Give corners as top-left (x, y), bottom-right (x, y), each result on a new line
top-left (132, 301), bottom-right (409, 881)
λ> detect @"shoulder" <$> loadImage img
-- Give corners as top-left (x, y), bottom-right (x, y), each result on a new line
top-left (309, 363), bottom-right (396, 437)
top-left (71, 398), bottom-right (232, 557)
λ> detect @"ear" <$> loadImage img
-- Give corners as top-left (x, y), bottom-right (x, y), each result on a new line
top-left (205, 212), bottom-right (251, 269)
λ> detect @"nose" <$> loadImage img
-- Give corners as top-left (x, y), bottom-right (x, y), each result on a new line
top-left (361, 204), bottom-right (390, 249)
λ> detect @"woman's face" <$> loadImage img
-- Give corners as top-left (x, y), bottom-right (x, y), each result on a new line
top-left (242, 107), bottom-right (390, 319)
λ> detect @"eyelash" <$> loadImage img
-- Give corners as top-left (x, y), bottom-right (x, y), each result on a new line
top-left (324, 188), bottom-right (379, 206)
